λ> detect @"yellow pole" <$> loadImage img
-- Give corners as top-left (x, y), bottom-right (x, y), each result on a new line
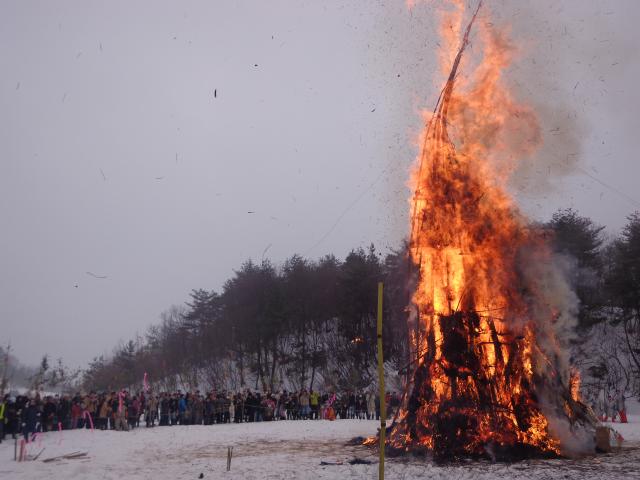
top-left (377, 282), bottom-right (385, 480)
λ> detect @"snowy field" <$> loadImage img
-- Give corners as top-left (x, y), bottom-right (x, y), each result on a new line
top-left (1, 416), bottom-right (639, 480)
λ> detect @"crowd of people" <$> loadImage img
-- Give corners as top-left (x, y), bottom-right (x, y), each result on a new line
top-left (0, 389), bottom-right (402, 442)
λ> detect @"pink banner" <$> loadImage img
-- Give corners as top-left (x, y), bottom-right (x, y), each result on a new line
top-left (31, 431), bottom-right (43, 448)
top-left (144, 372), bottom-right (149, 392)
top-left (19, 439), bottom-right (26, 461)
top-left (83, 410), bottom-right (95, 431)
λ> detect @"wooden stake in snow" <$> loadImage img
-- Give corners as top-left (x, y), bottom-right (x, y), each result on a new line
top-left (42, 451), bottom-right (88, 463)
top-left (18, 439), bottom-right (25, 462)
top-left (33, 448), bottom-right (45, 461)
top-left (377, 282), bottom-right (386, 480)
top-left (226, 446), bottom-right (233, 471)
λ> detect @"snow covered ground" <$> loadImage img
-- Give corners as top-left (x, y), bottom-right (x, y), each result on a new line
top-left (1, 416), bottom-right (639, 480)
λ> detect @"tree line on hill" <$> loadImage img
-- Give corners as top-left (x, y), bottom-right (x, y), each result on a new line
top-left (10, 209), bottom-right (639, 401)
top-left (81, 243), bottom-right (412, 394)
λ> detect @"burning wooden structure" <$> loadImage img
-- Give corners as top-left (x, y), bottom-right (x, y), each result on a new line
top-left (385, 1), bottom-right (596, 461)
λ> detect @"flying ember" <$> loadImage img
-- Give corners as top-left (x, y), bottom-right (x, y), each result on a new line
top-left (386, 0), bottom-right (597, 461)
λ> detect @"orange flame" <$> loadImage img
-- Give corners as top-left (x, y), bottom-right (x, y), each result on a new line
top-left (570, 369), bottom-right (581, 402)
top-left (387, 0), bottom-right (580, 460)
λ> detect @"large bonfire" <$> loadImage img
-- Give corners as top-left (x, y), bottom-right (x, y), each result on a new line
top-left (386, 0), bottom-right (596, 461)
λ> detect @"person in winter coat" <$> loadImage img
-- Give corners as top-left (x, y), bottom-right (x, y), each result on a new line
top-left (309, 390), bottom-right (319, 420)
top-left (22, 399), bottom-right (40, 442)
top-left (98, 395), bottom-right (111, 430)
top-left (114, 391), bottom-right (128, 431)
top-left (234, 393), bottom-right (244, 423)
top-left (178, 395), bottom-right (187, 425)
top-left (128, 395), bottom-right (139, 429)
top-left (356, 393), bottom-right (367, 419)
top-left (170, 394), bottom-right (179, 425)
top-left (366, 390), bottom-right (376, 420)
top-left (337, 394), bottom-right (347, 420)
top-left (607, 392), bottom-right (617, 422)
top-left (222, 394), bottom-right (231, 423)
top-left (146, 394), bottom-right (158, 427)
top-left (211, 394), bottom-right (219, 424)
top-left (57, 395), bottom-right (71, 430)
top-left (42, 396), bottom-right (57, 432)
top-left (287, 393), bottom-right (298, 420)
top-left (325, 392), bottom-right (337, 421)
top-left (256, 393), bottom-right (264, 422)
top-left (281, 392), bottom-right (290, 420)
top-left (184, 393), bottom-right (193, 425)
top-left (193, 393), bottom-right (204, 425)
top-left (616, 391), bottom-right (628, 423)
top-left (71, 401), bottom-right (83, 429)
top-left (137, 393), bottom-right (145, 428)
top-left (204, 393), bottom-right (214, 425)
top-left (10, 396), bottom-right (25, 438)
top-left (86, 393), bottom-right (98, 428)
top-left (228, 395), bottom-right (235, 423)
top-left (262, 395), bottom-right (275, 421)
top-left (159, 394), bottom-right (170, 426)
top-left (299, 390), bottom-right (310, 419)
top-left (319, 393), bottom-right (328, 420)
top-left (347, 392), bottom-right (356, 419)
top-left (243, 392), bottom-right (253, 422)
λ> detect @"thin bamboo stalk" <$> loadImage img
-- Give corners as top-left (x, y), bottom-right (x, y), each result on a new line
top-left (377, 282), bottom-right (386, 480)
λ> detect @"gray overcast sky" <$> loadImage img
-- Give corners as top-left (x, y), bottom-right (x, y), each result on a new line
top-left (2, 0), bottom-right (639, 367)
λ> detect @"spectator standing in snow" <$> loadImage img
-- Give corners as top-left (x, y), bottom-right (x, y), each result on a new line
top-left (159, 393), bottom-right (169, 426)
top-left (86, 392), bottom-right (98, 428)
top-left (57, 394), bottom-right (71, 430)
top-left (347, 391), bottom-right (356, 419)
top-left (146, 394), bottom-right (157, 427)
top-left (170, 393), bottom-right (179, 425)
top-left (616, 391), bottom-right (627, 423)
top-left (607, 392), bottom-right (616, 422)
top-left (128, 394), bottom-right (140, 429)
top-left (2, 385), bottom-right (394, 444)
top-left (356, 393), bottom-right (367, 419)
top-left (309, 390), bottom-right (319, 420)
top-left (71, 399), bottom-right (83, 428)
top-left (178, 394), bottom-right (187, 425)
top-left (42, 396), bottom-right (56, 431)
top-left (114, 391), bottom-right (128, 431)
top-left (366, 390), bottom-right (376, 420)
top-left (299, 389), bottom-right (310, 420)
top-left (22, 398), bottom-right (40, 441)
top-left (229, 394), bottom-right (235, 423)
top-left (98, 394), bottom-right (110, 430)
